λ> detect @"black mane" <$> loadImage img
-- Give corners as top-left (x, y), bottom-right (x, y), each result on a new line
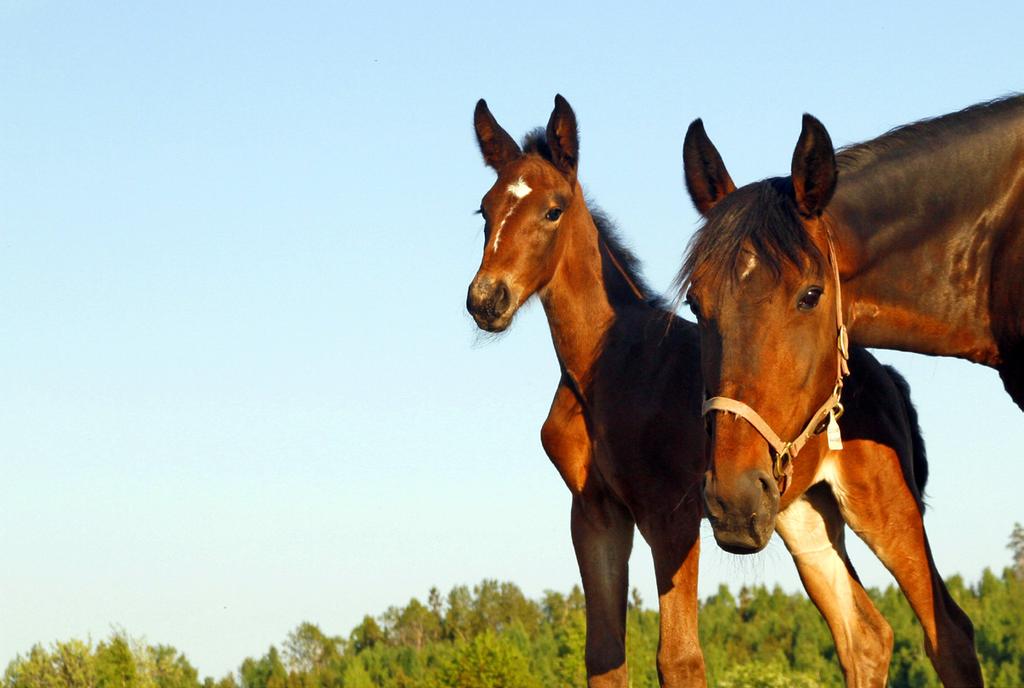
top-left (522, 128), bottom-right (666, 310)
top-left (592, 206), bottom-right (667, 309)
top-left (675, 177), bottom-right (825, 295)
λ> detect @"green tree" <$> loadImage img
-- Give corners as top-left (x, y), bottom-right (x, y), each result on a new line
top-left (201, 676), bottom-right (237, 688)
top-left (339, 658), bottom-right (373, 688)
top-left (3, 644), bottom-right (67, 688)
top-left (3, 635), bottom-right (200, 688)
top-left (283, 623), bottom-right (343, 674)
top-left (550, 601), bottom-right (586, 688)
top-left (442, 586), bottom-right (472, 642)
top-left (432, 632), bottom-right (539, 688)
top-left (428, 587), bottom-right (443, 621)
top-left (53, 640), bottom-right (98, 688)
top-left (1009, 522), bottom-right (1024, 577)
top-left (470, 580), bottom-right (541, 637)
top-left (348, 617), bottom-right (384, 655)
top-left (9, 569), bottom-right (1024, 688)
top-left (94, 635), bottom-right (140, 688)
top-left (143, 645), bottom-right (199, 688)
top-left (238, 648), bottom-right (286, 688)
top-left (389, 599), bottom-right (441, 651)
top-left (717, 659), bottom-right (820, 688)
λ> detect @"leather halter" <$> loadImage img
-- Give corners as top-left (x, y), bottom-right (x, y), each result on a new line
top-left (702, 232), bottom-right (850, 493)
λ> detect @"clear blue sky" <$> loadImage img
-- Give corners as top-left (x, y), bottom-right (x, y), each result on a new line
top-left (2, 0), bottom-right (1023, 678)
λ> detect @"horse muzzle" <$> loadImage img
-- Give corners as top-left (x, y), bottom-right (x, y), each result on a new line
top-left (702, 468), bottom-right (780, 554)
top-left (467, 276), bottom-right (515, 332)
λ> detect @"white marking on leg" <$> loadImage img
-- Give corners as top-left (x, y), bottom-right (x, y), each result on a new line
top-left (776, 496), bottom-right (859, 663)
top-left (492, 177), bottom-right (532, 254)
top-left (777, 496), bottom-right (835, 557)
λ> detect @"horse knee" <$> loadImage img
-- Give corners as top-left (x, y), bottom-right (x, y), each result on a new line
top-left (657, 647), bottom-right (706, 688)
top-left (952, 603), bottom-right (976, 644)
top-left (864, 603), bottom-right (894, 653)
top-left (841, 617), bottom-right (892, 687)
top-left (937, 584), bottom-right (976, 644)
top-left (585, 651), bottom-right (628, 688)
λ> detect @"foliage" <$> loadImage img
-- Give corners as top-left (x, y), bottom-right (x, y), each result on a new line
top-left (429, 632), bottom-right (538, 688)
top-left (4, 633), bottom-right (206, 688)
top-left (716, 659), bottom-right (820, 688)
top-left (1010, 522), bottom-right (1024, 578)
top-left (6, 567), bottom-right (1024, 688)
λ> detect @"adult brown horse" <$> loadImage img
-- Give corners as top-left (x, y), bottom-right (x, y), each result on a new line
top-left (467, 95), bottom-right (969, 687)
top-left (679, 119), bottom-right (983, 686)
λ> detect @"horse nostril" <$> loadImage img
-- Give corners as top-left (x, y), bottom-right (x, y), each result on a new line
top-left (493, 282), bottom-right (511, 315)
top-left (702, 472), bottom-right (724, 520)
top-left (759, 476), bottom-right (772, 510)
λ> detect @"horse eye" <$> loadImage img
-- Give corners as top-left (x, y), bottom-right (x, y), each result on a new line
top-left (797, 286), bottom-right (823, 311)
top-left (545, 207), bottom-right (563, 222)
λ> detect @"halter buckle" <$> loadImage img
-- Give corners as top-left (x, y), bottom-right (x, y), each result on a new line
top-left (831, 384), bottom-right (847, 421)
top-left (832, 399), bottom-right (845, 421)
top-left (772, 443), bottom-right (793, 481)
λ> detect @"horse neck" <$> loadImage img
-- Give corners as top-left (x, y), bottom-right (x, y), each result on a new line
top-left (828, 131), bottom-right (1024, 365)
top-left (539, 198), bottom-right (619, 383)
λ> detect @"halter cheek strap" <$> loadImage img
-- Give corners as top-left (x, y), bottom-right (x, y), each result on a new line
top-left (702, 231), bottom-right (850, 493)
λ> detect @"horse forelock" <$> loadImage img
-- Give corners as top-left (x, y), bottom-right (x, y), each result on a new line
top-left (521, 128), bottom-right (553, 162)
top-left (676, 178), bottom-right (826, 299)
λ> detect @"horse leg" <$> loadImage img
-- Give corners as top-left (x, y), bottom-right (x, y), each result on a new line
top-left (571, 490), bottom-right (636, 688)
top-left (775, 484), bottom-right (893, 688)
top-left (640, 497), bottom-right (706, 687)
top-left (829, 448), bottom-right (983, 686)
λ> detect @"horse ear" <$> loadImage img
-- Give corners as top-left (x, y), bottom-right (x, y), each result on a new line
top-left (546, 94), bottom-right (579, 184)
top-left (474, 99), bottom-right (521, 171)
top-left (791, 114), bottom-right (837, 217)
top-left (683, 119), bottom-right (736, 216)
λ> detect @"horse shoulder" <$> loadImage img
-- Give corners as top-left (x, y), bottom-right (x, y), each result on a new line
top-left (540, 382), bottom-right (592, 495)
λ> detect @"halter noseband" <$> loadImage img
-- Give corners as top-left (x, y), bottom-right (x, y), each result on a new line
top-left (702, 232), bottom-right (850, 494)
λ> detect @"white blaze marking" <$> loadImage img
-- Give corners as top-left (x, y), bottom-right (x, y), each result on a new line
top-left (492, 177), bottom-right (532, 253)
top-left (508, 177), bottom-right (532, 199)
